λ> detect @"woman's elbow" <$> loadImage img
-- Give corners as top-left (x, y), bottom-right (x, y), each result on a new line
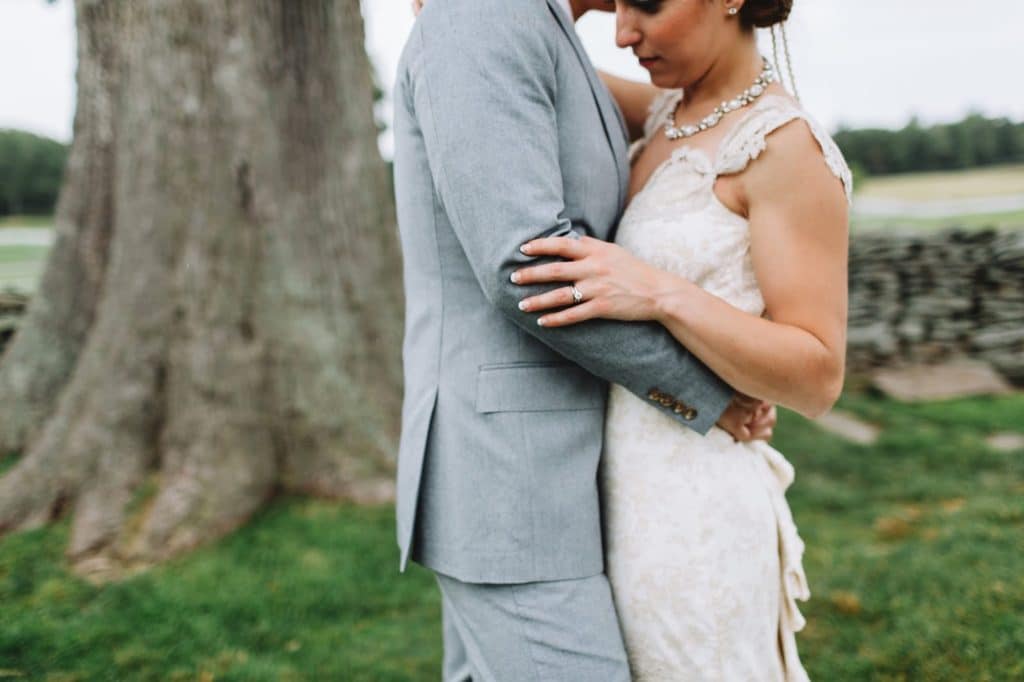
top-left (798, 354), bottom-right (845, 419)
top-left (804, 377), bottom-right (844, 420)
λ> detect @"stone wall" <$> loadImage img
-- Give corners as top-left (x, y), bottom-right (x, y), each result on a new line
top-left (847, 229), bottom-right (1024, 383)
top-left (2, 229), bottom-right (1023, 383)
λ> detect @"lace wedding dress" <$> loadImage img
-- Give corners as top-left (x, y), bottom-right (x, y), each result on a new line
top-left (601, 92), bottom-right (852, 681)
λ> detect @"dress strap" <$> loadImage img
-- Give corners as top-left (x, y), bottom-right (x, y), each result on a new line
top-left (715, 95), bottom-right (854, 204)
top-left (629, 89), bottom-right (683, 163)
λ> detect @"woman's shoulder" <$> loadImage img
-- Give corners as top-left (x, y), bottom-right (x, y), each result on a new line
top-left (719, 94), bottom-right (853, 203)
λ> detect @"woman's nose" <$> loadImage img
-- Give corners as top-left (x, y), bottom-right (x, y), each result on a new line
top-left (615, 10), bottom-right (641, 49)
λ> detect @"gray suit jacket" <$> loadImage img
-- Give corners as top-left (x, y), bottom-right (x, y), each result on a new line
top-left (393, 0), bottom-right (733, 583)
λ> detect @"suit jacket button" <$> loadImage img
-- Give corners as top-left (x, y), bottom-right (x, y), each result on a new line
top-left (684, 408), bottom-right (698, 421)
top-left (659, 397), bottom-right (674, 407)
top-left (647, 389), bottom-right (660, 401)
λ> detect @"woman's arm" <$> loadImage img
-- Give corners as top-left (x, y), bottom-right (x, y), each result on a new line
top-left (598, 71), bottom-right (659, 142)
top-left (512, 120), bottom-right (849, 419)
top-left (652, 121), bottom-right (849, 417)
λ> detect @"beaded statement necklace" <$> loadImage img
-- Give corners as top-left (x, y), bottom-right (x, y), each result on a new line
top-left (664, 59), bottom-right (776, 141)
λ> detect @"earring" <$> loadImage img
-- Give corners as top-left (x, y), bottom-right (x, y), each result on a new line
top-left (727, 7), bottom-right (739, 16)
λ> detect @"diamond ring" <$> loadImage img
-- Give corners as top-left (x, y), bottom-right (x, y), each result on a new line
top-left (570, 284), bottom-right (584, 305)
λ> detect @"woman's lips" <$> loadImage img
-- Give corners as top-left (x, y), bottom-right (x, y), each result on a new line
top-left (638, 56), bottom-right (659, 69)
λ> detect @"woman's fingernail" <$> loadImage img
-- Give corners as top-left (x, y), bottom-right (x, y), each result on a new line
top-left (518, 300), bottom-right (528, 311)
top-left (510, 272), bottom-right (520, 283)
top-left (537, 317), bottom-right (546, 327)
top-left (520, 244), bottom-right (531, 254)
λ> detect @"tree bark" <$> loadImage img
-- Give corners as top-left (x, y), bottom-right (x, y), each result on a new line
top-left (0, 0), bottom-right (403, 581)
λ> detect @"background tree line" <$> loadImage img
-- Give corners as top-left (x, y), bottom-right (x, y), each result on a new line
top-left (834, 114), bottom-right (1024, 177)
top-left (0, 129), bottom-right (68, 215)
top-left (3, 113), bottom-right (1024, 218)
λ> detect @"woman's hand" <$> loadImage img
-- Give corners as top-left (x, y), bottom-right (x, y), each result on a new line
top-left (512, 235), bottom-right (682, 327)
top-left (717, 394), bottom-right (777, 442)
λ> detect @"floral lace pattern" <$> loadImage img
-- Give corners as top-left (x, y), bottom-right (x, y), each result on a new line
top-left (603, 91), bottom-right (850, 681)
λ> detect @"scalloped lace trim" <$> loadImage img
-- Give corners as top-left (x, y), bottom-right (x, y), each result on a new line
top-left (716, 99), bottom-right (854, 204)
top-left (631, 91), bottom-right (854, 204)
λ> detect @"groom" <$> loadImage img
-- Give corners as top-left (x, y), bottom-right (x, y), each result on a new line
top-left (393, 0), bottom-right (773, 678)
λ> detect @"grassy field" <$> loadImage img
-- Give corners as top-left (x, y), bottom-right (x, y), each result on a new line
top-left (0, 215), bottom-right (53, 228)
top-left (851, 209), bottom-right (1024, 233)
top-left (0, 245), bottom-right (49, 294)
top-left (0, 216), bottom-right (55, 292)
top-left (0, 500), bottom-right (442, 681)
top-left (2, 390), bottom-right (1023, 680)
top-left (857, 164), bottom-right (1024, 201)
top-left (850, 164), bottom-right (1024, 232)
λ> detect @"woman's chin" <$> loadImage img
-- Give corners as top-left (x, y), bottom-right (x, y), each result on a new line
top-left (648, 73), bottom-right (680, 90)
top-left (641, 64), bottom-right (682, 90)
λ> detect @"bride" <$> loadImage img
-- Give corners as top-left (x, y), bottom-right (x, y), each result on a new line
top-left (511, 0), bottom-right (851, 679)
top-left (412, 0), bottom-right (850, 678)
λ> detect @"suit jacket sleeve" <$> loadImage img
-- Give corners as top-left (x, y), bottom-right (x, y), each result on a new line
top-left (402, 0), bottom-right (732, 434)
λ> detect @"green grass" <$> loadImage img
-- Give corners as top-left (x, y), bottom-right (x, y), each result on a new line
top-left (0, 245), bottom-right (50, 264)
top-left (2, 389), bottom-right (1022, 680)
top-left (851, 209), bottom-right (1024, 233)
top-left (781, 391), bottom-right (1024, 680)
top-left (0, 501), bottom-right (443, 681)
top-left (0, 245), bottom-right (49, 294)
top-left (858, 164), bottom-right (1024, 202)
top-left (851, 164), bottom-right (1024, 232)
top-left (0, 215), bottom-right (54, 229)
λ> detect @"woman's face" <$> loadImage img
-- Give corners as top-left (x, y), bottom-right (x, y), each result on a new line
top-left (612, 0), bottom-right (736, 89)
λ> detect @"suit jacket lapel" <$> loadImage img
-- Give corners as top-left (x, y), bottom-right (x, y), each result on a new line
top-left (545, 0), bottom-right (629, 207)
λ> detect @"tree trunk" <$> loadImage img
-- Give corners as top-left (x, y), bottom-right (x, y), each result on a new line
top-left (0, 0), bottom-right (403, 581)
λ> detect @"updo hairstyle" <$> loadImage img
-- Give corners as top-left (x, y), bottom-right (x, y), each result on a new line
top-left (739, 0), bottom-right (793, 28)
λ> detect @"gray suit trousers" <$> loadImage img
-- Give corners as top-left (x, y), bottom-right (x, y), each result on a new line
top-left (436, 572), bottom-right (631, 681)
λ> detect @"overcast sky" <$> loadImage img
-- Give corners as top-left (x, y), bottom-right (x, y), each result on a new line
top-left (3, 0), bottom-right (1023, 157)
